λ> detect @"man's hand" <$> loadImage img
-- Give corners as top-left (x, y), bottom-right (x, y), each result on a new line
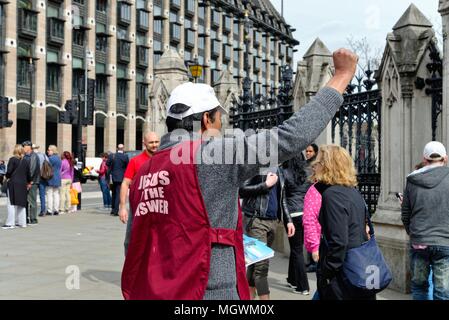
top-left (312, 251), bottom-right (319, 262)
top-left (326, 48), bottom-right (359, 94)
top-left (119, 207), bottom-right (129, 224)
top-left (265, 173), bottom-right (278, 188)
top-left (286, 222), bottom-right (295, 237)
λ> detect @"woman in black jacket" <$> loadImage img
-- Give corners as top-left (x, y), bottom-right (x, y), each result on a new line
top-left (280, 154), bottom-right (311, 294)
top-left (311, 145), bottom-right (374, 300)
top-left (2, 145), bottom-right (31, 229)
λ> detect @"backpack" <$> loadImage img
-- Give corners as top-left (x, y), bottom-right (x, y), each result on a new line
top-left (41, 159), bottom-right (54, 180)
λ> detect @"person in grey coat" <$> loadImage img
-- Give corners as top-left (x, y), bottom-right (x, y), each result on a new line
top-left (401, 141), bottom-right (449, 300)
top-left (123, 49), bottom-right (358, 300)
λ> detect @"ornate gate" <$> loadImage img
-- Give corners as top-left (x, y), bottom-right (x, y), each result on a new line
top-left (332, 69), bottom-right (382, 214)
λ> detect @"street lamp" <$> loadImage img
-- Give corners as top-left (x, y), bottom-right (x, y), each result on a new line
top-left (189, 58), bottom-right (203, 83)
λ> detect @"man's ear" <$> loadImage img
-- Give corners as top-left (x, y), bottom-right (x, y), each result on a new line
top-left (202, 112), bottom-right (211, 128)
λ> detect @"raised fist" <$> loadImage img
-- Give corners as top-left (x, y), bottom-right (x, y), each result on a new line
top-left (265, 172), bottom-right (278, 188)
top-left (333, 48), bottom-right (358, 79)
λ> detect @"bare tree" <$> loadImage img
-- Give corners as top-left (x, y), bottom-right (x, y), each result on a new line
top-left (346, 35), bottom-right (383, 74)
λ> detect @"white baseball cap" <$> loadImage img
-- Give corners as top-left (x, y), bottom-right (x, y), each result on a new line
top-left (423, 141), bottom-right (447, 161)
top-left (166, 82), bottom-right (227, 120)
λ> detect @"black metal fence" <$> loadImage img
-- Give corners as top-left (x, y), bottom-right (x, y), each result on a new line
top-left (229, 65), bottom-right (294, 130)
top-left (332, 69), bottom-right (382, 214)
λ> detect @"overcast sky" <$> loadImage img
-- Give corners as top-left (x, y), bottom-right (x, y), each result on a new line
top-left (270, 0), bottom-right (440, 65)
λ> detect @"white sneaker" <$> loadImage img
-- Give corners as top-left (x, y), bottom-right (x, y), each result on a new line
top-left (293, 289), bottom-right (310, 295)
top-left (2, 225), bottom-right (15, 230)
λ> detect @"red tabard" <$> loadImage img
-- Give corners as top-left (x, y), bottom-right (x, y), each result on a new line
top-left (121, 140), bottom-right (250, 300)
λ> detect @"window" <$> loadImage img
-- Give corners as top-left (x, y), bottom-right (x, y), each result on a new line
top-left (46, 64), bottom-right (60, 91)
top-left (17, 59), bottom-right (31, 88)
top-left (117, 27), bottom-right (128, 40)
top-left (185, 0), bottom-right (195, 15)
top-left (19, 7), bottom-right (38, 33)
top-left (137, 83), bottom-right (148, 106)
top-left (48, 18), bottom-right (64, 41)
top-left (153, 53), bottom-right (162, 68)
top-left (198, 37), bottom-right (205, 50)
top-left (184, 50), bottom-right (192, 62)
top-left (47, 6), bottom-right (59, 18)
top-left (96, 75), bottom-right (107, 99)
top-left (138, 10), bottom-right (149, 29)
top-left (118, 2), bottom-right (131, 24)
top-left (136, 33), bottom-right (147, 46)
top-left (170, 24), bottom-right (181, 42)
top-left (198, 6), bottom-right (205, 20)
top-left (96, 0), bottom-right (107, 12)
top-left (169, 11), bottom-right (178, 24)
top-left (185, 29), bottom-right (195, 47)
top-left (73, 0), bottom-right (85, 4)
top-left (118, 40), bottom-right (131, 61)
top-left (137, 0), bottom-right (146, 9)
top-left (170, 0), bottom-right (181, 8)
top-left (73, 29), bottom-right (85, 46)
top-left (137, 46), bottom-right (149, 66)
top-left (223, 15), bottom-right (231, 33)
top-left (96, 35), bottom-right (108, 52)
top-left (72, 69), bottom-right (84, 94)
top-left (184, 17), bottom-right (192, 30)
top-left (153, 3), bottom-right (163, 17)
top-left (153, 20), bottom-right (162, 35)
top-left (117, 80), bottom-right (128, 103)
top-left (153, 39), bottom-right (162, 53)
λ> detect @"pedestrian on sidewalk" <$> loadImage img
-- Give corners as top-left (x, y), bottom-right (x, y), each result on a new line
top-left (96, 153), bottom-right (112, 210)
top-left (121, 49), bottom-right (358, 300)
top-left (240, 169), bottom-right (295, 300)
top-left (401, 141), bottom-right (449, 300)
top-left (280, 153), bottom-right (311, 295)
top-left (33, 144), bottom-right (50, 217)
top-left (0, 160), bottom-right (6, 196)
top-left (303, 144), bottom-right (319, 273)
top-left (22, 141), bottom-right (40, 225)
top-left (71, 159), bottom-right (83, 212)
top-left (107, 144), bottom-right (129, 216)
top-left (118, 131), bottom-right (160, 254)
top-left (45, 145), bottom-right (61, 216)
top-left (311, 145), bottom-right (375, 300)
top-left (2, 145), bottom-right (31, 229)
top-left (59, 151), bottom-right (74, 214)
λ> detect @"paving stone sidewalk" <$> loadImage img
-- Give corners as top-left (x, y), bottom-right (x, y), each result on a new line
top-left (0, 208), bottom-right (411, 300)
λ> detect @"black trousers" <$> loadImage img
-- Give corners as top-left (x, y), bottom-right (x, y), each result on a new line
top-left (284, 216), bottom-right (310, 291)
top-left (111, 181), bottom-right (122, 214)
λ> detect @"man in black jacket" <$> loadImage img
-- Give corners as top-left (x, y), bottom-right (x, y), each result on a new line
top-left (107, 144), bottom-right (129, 216)
top-left (22, 141), bottom-right (40, 225)
top-left (240, 169), bottom-right (295, 300)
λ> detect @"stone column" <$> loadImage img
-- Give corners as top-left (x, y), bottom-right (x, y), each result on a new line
top-left (440, 0), bottom-right (449, 147)
top-left (0, 0), bottom-right (18, 160)
top-left (83, 0), bottom-right (96, 157)
top-left (204, 4), bottom-right (211, 84)
top-left (58, 0), bottom-right (74, 153)
top-left (105, 0), bottom-right (118, 153)
top-left (374, 4), bottom-right (435, 293)
top-left (125, 1), bottom-right (137, 151)
top-left (31, 0), bottom-right (47, 149)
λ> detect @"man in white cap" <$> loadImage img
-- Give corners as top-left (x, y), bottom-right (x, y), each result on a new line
top-left (401, 141), bottom-right (449, 300)
top-left (121, 49), bottom-right (358, 300)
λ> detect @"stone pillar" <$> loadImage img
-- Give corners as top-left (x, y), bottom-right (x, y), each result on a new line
top-left (57, 0), bottom-right (74, 153)
top-left (31, 0), bottom-right (47, 149)
top-left (56, 1), bottom-right (72, 152)
top-left (151, 49), bottom-right (189, 136)
top-left (125, 1), bottom-right (137, 151)
top-left (105, 0), bottom-right (118, 153)
top-left (0, 0), bottom-right (18, 160)
top-left (84, 0), bottom-right (96, 157)
top-left (374, 4), bottom-right (435, 293)
top-left (212, 70), bottom-right (238, 130)
top-left (204, 4), bottom-right (211, 84)
top-left (440, 0), bottom-right (449, 147)
top-left (295, 38), bottom-right (334, 146)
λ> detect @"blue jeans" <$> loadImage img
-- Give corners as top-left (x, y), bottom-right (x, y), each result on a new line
top-left (410, 246), bottom-right (449, 300)
top-left (38, 182), bottom-right (46, 213)
top-left (98, 178), bottom-right (112, 207)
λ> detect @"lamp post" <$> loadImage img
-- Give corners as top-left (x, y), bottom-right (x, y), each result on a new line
top-left (189, 57), bottom-right (203, 83)
top-left (242, 0), bottom-right (252, 114)
top-left (28, 57), bottom-right (34, 115)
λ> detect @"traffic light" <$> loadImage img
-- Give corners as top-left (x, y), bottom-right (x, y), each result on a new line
top-left (58, 99), bottom-right (77, 124)
top-left (83, 78), bottom-right (95, 126)
top-left (0, 96), bottom-right (13, 128)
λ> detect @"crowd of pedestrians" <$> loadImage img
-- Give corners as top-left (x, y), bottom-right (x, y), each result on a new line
top-left (1, 142), bottom-right (89, 229)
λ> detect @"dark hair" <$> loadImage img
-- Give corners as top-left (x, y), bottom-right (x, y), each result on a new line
top-left (282, 153), bottom-right (306, 185)
top-left (62, 151), bottom-right (74, 168)
top-left (308, 143), bottom-right (319, 154)
top-left (166, 104), bottom-right (220, 132)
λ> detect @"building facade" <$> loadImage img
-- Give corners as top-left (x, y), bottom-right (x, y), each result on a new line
top-left (0, 0), bottom-right (297, 160)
